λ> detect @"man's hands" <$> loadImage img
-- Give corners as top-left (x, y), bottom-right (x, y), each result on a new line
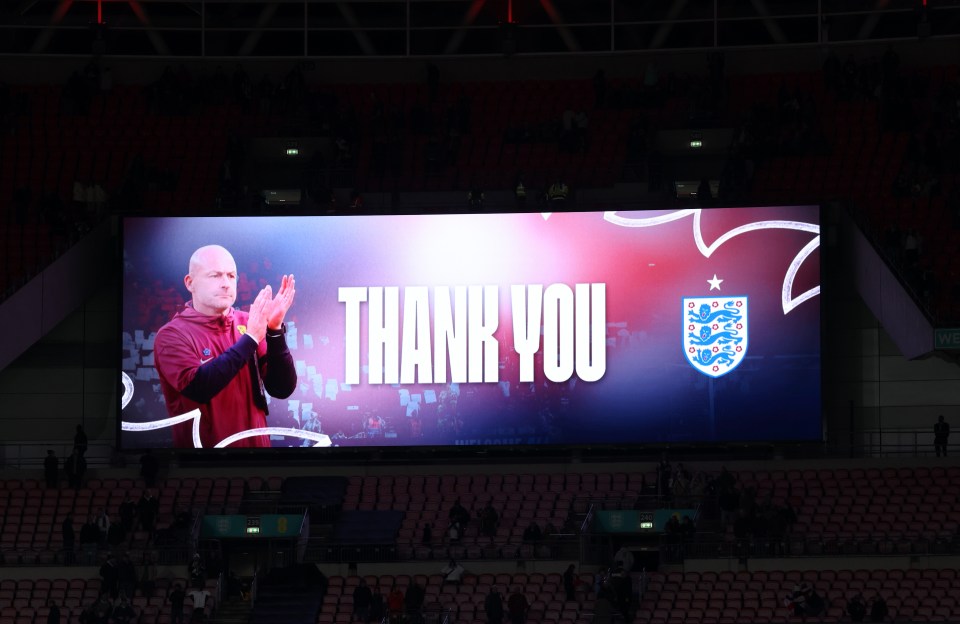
top-left (267, 274), bottom-right (296, 330)
top-left (245, 274), bottom-right (296, 343)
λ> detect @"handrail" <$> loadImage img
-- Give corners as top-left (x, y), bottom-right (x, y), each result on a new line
top-left (0, 543), bottom-right (193, 567)
top-left (0, 441), bottom-right (117, 470)
top-left (659, 534), bottom-right (960, 562)
top-left (0, 430), bottom-right (954, 472)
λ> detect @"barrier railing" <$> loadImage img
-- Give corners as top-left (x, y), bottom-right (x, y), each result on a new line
top-left (659, 534), bottom-right (960, 563)
top-left (0, 441), bottom-right (116, 470)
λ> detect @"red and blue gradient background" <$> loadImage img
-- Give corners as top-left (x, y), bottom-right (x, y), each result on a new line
top-left (120, 206), bottom-right (821, 449)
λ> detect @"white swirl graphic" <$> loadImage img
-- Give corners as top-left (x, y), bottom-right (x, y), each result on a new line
top-left (603, 209), bottom-right (820, 314)
top-left (121, 371), bottom-right (135, 409)
top-left (121, 397), bottom-right (332, 448)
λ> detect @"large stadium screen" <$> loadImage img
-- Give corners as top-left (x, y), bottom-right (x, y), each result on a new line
top-left (119, 207), bottom-right (821, 450)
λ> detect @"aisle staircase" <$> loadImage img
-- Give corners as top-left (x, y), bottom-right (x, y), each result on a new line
top-left (212, 596), bottom-right (252, 624)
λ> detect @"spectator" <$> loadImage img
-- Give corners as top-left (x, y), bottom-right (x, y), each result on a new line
top-left (139, 449), bottom-right (159, 487)
top-left (447, 519), bottom-right (463, 544)
top-left (805, 586), bottom-right (825, 617)
top-left (733, 510), bottom-right (752, 562)
top-left (349, 189), bottom-right (364, 212)
top-left (225, 571), bottom-right (244, 600)
top-left (167, 584), bottom-right (186, 624)
top-left (79, 516), bottom-right (100, 565)
top-left (138, 490), bottom-right (159, 532)
top-left (189, 553), bottom-right (205, 587)
top-left (467, 185), bottom-right (485, 210)
top-left (870, 596), bottom-right (889, 622)
top-left (95, 508), bottom-right (111, 546)
top-left (546, 179), bottom-right (569, 205)
top-left (46, 600), bottom-right (60, 624)
top-left (91, 595), bottom-right (114, 624)
top-left (507, 588), bottom-right (529, 624)
top-left (369, 591), bottom-right (385, 624)
top-left (718, 484), bottom-right (740, 526)
top-left (64, 450), bottom-right (87, 489)
top-left (484, 587), bottom-right (504, 624)
top-left (563, 564), bottom-right (577, 601)
top-left (664, 515), bottom-right (682, 544)
top-left (119, 496), bottom-right (137, 533)
top-left (186, 586), bottom-right (211, 622)
top-left (117, 554), bottom-right (137, 598)
top-left (74, 424), bottom-right (88, 456)
top-left (404, 583), bottom-right (425, 623)
top-left (783, 584), bottom-right (806, 616)
top-left (696, 178), bottom-right (712, 205)
top-left (479, 501), bottom-right (499, 538)
top-left (386, 585), bottom-right (404, 624)
top-left (44, 449), bottom-right (59, 488)
top-left (449, 498), bottom-right (470, 525)
top-left (593, 582), bottom-right (616, 624)
top-left (608, 565), bottom-right (632, 619)
top-left (656, 456), bottom-right (672, 500)
top-left (140, 552), bottom-right (158, 598)
top-left (61, 513), bottom-right (76, 565)
top-left (847, 593), bottom-right (867, 622)
top-left (353, 580), bottom-right (372, 623)
top-left (934, 415), bottom-right (950, 456)
top-left (107, 517), bottom-right (126, 552)
top-left (421, 522), bottom-right (432, 546)
top-left (99, 557), bottom-right (120, 599)
top-left (112, 594), bottom-right (135, 624)
top-left (514, 174), bottom-right (527, 209)
top-left (522, 521), bottom-right (542, 543)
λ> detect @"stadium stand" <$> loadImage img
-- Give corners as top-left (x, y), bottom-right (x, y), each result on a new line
top-left (2, 63), bottom-right (958, 319)
top-left (3, 5), bottom-right (960, 624)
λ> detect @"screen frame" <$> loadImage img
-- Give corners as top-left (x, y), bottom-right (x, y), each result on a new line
top-left (116, 204), bottom-right (825, 458)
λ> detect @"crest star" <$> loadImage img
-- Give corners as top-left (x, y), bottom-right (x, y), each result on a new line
top-left (707, 274), bottom-right (723, 291)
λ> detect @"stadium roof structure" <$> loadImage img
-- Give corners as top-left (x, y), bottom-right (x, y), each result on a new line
top-left (1, 0), bottom-right (959, 58)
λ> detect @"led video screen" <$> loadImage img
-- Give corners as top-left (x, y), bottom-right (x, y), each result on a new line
top-left (119, 207), bottom-right (821, 450)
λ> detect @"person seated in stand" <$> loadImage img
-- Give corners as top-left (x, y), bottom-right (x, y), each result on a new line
top-left (112, 593), bottom-right (136, 624)
top-left (404, 582), bottom-right (426, 624)
top-left (94, 595), bottom-right (113, 624)
top-left (783, 584), bottom-right (806, 616)
top-left (386, 585), bottom-right (404, 624)
top-left (446, 519), bottom-right (463, 544)
top-left (805, 586), bottom-right (825, 617)
top-left (870, 596), bottom-right (888, 622)
top-left (448, 498), bottom-right (470, 526)
top-left (846, 593), bottom-right (867, 622)
top-left (479, 501), bottom-right (499, 538)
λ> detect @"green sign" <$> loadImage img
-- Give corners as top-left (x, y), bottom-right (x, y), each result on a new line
top-left (201, 514), bottom-right (302, 538)
top-left (934, 328), bottom-right (960, 350)
top-left (596, 509), bottom-right (696, 533)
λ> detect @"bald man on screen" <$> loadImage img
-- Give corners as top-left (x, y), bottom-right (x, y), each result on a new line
top-left (154, 245), bottom-right (298, 448)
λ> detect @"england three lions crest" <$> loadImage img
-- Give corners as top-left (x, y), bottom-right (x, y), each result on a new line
top-left (683, 296), bottom-right (748, 378)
